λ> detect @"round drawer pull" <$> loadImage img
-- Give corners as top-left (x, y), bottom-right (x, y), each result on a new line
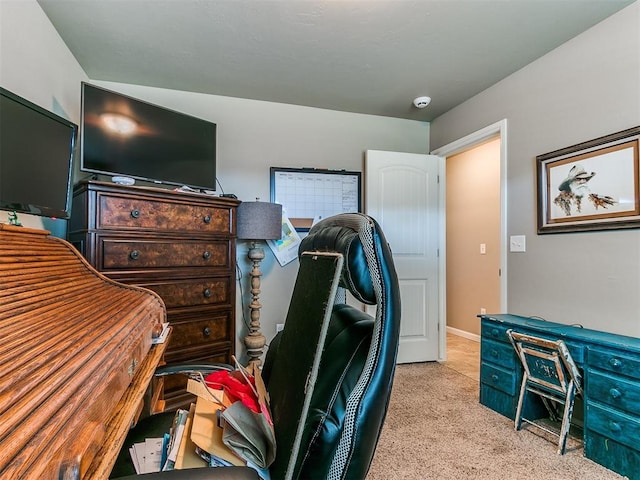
top-left (609, 358), bottom-right (622, 368)
top-left (609, 388), bottom-right (622, 399)
top-left (203, 251), bottom-right (212, 260)
top-left (203, 214), bottom-right (212, 224)
top-left (609, 421), bottom-right (622, 433)
top-left (490, 328), bottom-right (499, 338)
top-left (129, 250), bottom-right (140, 260)
top-left (491, 374), bottom-right (499, 382)
top-left (490, 349), bottom-right (498, 357)
top-left (203, 327), bottom-right (211, 337)
top-left (203, 288), bottom-right (212, 298)
top-left (130, 209), bottom-right (140, 219)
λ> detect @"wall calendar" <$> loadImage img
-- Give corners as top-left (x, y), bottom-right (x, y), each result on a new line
top-left (270, 167), bottom-right (362, 231)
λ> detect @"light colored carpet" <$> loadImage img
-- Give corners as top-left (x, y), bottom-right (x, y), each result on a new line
top-left (367, 362), bottom-right (625, 480)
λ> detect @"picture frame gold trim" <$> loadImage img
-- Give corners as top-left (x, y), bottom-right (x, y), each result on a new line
top-left (537, 126), bottom-right (640, 234)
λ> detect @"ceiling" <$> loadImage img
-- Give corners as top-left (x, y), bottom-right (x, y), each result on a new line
top-left (37, 0), bottom-right (635, 121)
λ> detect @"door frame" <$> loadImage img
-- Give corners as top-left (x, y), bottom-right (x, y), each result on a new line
top-left (431, 119), bottom-right (508, 360)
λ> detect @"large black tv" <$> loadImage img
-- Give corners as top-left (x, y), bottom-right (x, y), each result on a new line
top-left (80, 83), bottom-right (217, 191)
top-left (0, 87), bottom-right (77, 219)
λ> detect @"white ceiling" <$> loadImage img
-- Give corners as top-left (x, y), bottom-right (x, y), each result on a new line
top-left (37, 0), bottom-right (635, 121)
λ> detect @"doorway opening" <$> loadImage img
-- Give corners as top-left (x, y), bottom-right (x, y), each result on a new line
top-left (432, 119), bottom-right (508, 361)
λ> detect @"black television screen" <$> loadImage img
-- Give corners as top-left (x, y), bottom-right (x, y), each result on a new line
top-left (80, 83), bottom-right (217, 191)
top-left (0, 87), bottom-right (77, 219)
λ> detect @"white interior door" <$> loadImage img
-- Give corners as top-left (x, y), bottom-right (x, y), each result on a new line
top-left (365, 150), bottom-right (441, 363)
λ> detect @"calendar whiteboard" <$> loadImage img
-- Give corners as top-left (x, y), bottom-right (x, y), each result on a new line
top-left (270, 167), bottom-right (362, 231)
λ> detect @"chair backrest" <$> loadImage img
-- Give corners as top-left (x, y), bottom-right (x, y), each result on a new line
top-left (507, 330), bottom-right (583, 397)
top-left (262, 213), bottom-right (401, 479)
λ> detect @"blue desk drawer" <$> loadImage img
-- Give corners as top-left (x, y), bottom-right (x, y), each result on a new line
top-left (481, 320), bottom-right (510, 343)
top-left (586, 402), bottom-right (640, 452)
top-left (589, 347), bottom-right (640, 379)
top-left (588, 369), bottom-right (640, 416)
top-left (481, 337), bottom-right (517, 370)
top-left (481, 362), bottom-right (517, 396)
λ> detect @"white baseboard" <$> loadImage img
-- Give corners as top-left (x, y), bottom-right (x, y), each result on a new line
top-left (446, 326), bottom-right (480, 343)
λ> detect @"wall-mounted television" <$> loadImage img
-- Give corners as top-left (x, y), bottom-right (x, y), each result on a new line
top-left (80, 83), bottom-right (217, 191)
top-left (0, 87), bottom-right (77, 219)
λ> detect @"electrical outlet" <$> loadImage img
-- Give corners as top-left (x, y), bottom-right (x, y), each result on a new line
top-left (276, 323), bottom-right (284, 333)
top-left (480, 307), bottom-right (487, 315)
top-left (480, 243), bottom-right (486, 255)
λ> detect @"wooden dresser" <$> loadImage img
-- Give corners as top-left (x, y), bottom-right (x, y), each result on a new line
top-left (0, 224), bottom-right (168, 479)
top-left (479, 313), bottom-right (640, 479)
top-left (69, 180), bottom-right (240, 411)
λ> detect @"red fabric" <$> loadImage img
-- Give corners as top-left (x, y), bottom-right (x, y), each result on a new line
top-left (204, 370), bottom-right (260, 413)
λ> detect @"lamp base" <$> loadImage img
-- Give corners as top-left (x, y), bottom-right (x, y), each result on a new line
top-left (245, 241), bottom-right (267, 366)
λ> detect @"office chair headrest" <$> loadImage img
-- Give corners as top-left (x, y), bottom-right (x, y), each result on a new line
top-left (299, 215), bottom-right (378, 305)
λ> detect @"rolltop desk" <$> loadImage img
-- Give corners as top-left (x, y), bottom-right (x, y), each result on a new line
top-left (0, 224), bottom-right (168, 479)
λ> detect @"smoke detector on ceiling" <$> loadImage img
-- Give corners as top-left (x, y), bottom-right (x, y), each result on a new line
top-left (413, 96), bottom-right (431, 109)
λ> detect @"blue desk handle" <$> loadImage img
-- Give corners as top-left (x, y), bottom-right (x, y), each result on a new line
top-left (609, 388), bottom-right (622, 399)
top-left (609, 358), bottom-right (622, 368)
top-left (609, 421), bottom-right (622, 433)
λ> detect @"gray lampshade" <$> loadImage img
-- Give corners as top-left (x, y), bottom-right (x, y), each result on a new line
top-left (237, 201), bottom-right (283, 240)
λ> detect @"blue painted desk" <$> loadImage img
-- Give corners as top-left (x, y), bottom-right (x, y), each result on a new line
top-left (479, 314), bottom-right (640, 479)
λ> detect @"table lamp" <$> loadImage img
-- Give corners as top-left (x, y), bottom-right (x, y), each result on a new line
top-left (237, 199), bottom-right (283, 366)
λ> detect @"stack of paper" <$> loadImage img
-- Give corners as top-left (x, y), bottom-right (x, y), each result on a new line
top-left (129, 437), bottom-right (163, 474)
top-left (162, 408), bottom-right (190, 471)
top-left (129, 407), bottom-right (193, 474)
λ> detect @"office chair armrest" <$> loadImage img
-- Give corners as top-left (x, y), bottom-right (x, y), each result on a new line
top-left (154, 363), bottom-right (234, 377)
top-left (114, 466), bottom-right (260, 480)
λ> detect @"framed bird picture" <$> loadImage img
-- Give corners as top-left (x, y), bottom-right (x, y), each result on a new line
top-left (537, 126), bottom-right (640, 233)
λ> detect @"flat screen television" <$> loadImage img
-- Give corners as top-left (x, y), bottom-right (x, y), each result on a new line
top-left (80, 83), bottom-right (217, 191)
top-left (0, 87), bottom-right (77, 219)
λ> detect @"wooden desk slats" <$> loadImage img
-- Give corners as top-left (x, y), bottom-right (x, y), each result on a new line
top-left (0, 225), bottom-right (167, 479)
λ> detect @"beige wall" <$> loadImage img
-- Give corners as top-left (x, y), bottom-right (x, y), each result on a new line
top-left (432, 2), bottom-right (640, 337)
top-left (446, 137), bottom-right (501, 336)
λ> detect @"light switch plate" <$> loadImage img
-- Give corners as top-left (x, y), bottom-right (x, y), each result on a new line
top-left (510, 235), bottom-right (526, 252)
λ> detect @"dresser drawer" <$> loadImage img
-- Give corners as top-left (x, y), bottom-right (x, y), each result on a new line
top-left (481, 337), bottom-right (517, 370)
top-left (586, 402), bottom-right (640, 452)
top-left (480, 362), bottom-right (517, 396)
top-left (587, 369), bottom-right (640, 415)
top-left (99, 238), bottom-right (230, 271)
top-left (142, 278), bottom-right (230, 309)
top-left (481, 320), bottom-right (511, 343)
top-left (97, 194), bottom-right (232, 234)
top-left (169, 313), bottom-right (232, 350)
top-left (589, 347), bottom-right (640, 379)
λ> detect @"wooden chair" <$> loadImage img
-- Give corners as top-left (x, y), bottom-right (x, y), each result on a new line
top-left (506, 329), bottom-right (583, 454)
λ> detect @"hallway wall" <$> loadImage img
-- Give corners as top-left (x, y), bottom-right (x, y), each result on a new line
top-left (446, 137), bottom-right (501, 336)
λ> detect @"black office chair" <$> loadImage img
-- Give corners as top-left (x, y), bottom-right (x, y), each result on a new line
top-left (115, 213), bottom-right (401, 479)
